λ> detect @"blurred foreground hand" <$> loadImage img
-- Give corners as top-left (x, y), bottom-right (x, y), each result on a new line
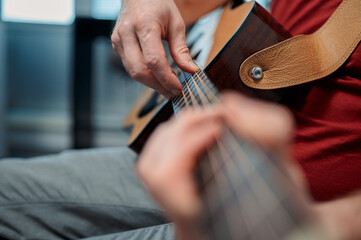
top-left (137, 92), bottom-right (361, 240)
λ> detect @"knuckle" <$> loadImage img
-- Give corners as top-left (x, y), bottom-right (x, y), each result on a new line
top-left (110, 33), bottom-right (119, 47)
top-left (111, 30), bottom-right (127, 49)
top-left (116, 25), bottom-right (127, 37)
top-left (134, 13), bottom-right (150, 30)
top-left (114, 21), bottom-right (131, 39)
top-left (128, 69), bottom-right (145, 80)
top-left (146, 55), bottom-right (161, 68)
top-left (134, 16), bottom-right (160, 38)
top-left (140, 26), bottom-right (159, 40)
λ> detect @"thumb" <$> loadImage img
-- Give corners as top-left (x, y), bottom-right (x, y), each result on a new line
top-left (168, 14), bottom-right (199, 73)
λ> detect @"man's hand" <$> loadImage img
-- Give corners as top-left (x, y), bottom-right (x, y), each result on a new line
top-left (137, 91), bottom-right (361, 240)
top-left (111, 0), bottom-right (199, 99)
top-left (137, 92), bottom-right (295, 239)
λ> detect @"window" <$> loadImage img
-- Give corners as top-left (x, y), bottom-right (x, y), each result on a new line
top-left (1, 0), bottom-right (74, 25)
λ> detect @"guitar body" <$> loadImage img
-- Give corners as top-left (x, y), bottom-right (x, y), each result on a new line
top-left (127, 1), bottom-right (291, 153)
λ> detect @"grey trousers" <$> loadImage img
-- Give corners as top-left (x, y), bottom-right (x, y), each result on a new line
top-left (0, 147), bottom-right (175, 240)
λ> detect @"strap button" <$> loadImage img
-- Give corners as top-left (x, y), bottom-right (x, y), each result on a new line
top-left (251, 67), bottom-right (263, 80)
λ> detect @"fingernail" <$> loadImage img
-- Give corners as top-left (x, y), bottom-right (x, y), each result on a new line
top-left (172, 89), bottom-right (182, 96)
top-left (189, 61), bottom-right (199, 72)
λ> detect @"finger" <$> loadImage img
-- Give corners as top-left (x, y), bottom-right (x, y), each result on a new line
top-left (141, 108), bottom-right (223, 168)
top-left (136, 24), bottom-right (182, 96)
top-left (218, 92), bottom-right (310, 195)
top-left (113, 26), bottom-right (173, 98)
top-left (111, 30), bottom-right (124, 56)
top-left (122, 32), bottom-right (174, 98)
top-left (168, 11), bottom-right (199, 73)
top-left (138, 108), bottom-right (224, 219)
top-left (150, 112), bottom-right (224, 218)
top-left (221, 92), bottom-right (312, 198)
top-left (173, 108), bottom-right (224, 163)
top-left (219, 91), bottom-right (294, 154)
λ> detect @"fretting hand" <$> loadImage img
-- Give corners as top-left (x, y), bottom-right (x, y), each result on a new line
top-left (137, 92), bottom-right (296, 239)
top-left (137, 91), bottom-right (361, 240)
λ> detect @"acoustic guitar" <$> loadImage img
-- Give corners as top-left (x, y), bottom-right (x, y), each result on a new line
top-left (124, 1), bottom-right (330, 239)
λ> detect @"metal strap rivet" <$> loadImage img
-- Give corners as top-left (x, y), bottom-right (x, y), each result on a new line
top-left (251, 67), bottom-right (263, 80)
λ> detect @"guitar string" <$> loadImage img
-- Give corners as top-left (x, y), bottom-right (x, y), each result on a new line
top-left (177, 76), bottom-right (241, 239)
top-left (186, 72), bottom-right (281, 239)
top-left (178, 70), bottom-right (272, 238)
top-left (192, 72), bottom-right (308, 237)
top-left (176, 69), bottom-right (307, 238)
top-left (179, 77), bottom-right (269, 239)
top-left (206, 147), bottom-right (251, 239)
top-left (184, 72), bottom-right (258, 239)
top-left (194, 74), bottom-right (303, 208)
top-left (179, 72), bottom-right (246, 239)
top-left (173, 71), bottom-right (206, 109)
top-left (190, 73), bottom-right (283, 238)
top-left (215, 142), bottom-right (283, 239)
top-left (216, 137), bottom-right (291, 237)
top-left (178, 71), bottom-right (290, 208)
top-left (174, 72), bottom-right (247, 239)
top-left (190, 73), bottom-right (285, 239)
top-left (193, 74), bottom-right (303, 238)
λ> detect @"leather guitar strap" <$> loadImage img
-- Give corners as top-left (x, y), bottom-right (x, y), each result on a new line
top-left (239, 0), bottom-right (361, 90)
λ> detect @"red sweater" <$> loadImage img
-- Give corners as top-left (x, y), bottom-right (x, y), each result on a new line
top-left (271, 0), bottom-right (361, 201)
